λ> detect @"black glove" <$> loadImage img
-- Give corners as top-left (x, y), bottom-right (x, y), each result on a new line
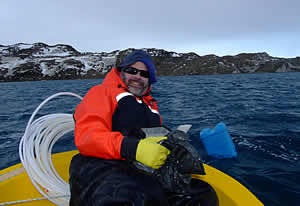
top-left (162, 130), bottom-right (206, 175)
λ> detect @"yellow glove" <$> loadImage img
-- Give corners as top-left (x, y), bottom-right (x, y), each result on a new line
top-left (136, 137), bottom-right (170, 169)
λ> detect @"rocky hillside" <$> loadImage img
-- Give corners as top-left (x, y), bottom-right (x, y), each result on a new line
top-left (0, 43), bottom-right (299, 82)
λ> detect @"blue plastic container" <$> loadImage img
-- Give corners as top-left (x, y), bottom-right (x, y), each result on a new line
top-left (200, 122), bottom-right (237, 159)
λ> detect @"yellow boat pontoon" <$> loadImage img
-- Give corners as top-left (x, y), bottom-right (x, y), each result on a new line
top-left (0, 150), bottom-right (263, 205)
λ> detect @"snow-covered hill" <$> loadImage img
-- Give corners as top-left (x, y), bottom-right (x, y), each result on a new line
top-left (0, 43), bottom-right (116, 81)
top-left (0, 43), bottom-right (299, 82)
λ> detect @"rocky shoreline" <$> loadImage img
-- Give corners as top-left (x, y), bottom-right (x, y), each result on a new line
top-left (1, 43), bottom-right (299, 82)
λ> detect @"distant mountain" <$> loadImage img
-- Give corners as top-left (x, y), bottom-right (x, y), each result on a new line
top-left (0, 43), bottom-right (299, 82)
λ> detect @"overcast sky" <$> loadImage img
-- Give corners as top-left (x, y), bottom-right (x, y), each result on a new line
top-left (1, 0), bottom-right (299, 58)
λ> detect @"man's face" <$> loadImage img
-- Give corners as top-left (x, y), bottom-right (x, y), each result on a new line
top-left (121, 61), bottom-right (149, 96)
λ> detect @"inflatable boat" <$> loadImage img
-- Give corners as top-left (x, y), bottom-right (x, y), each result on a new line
top-left (0, 92), bottom-right (263, 205)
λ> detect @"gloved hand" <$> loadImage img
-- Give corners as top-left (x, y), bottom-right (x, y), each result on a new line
top-left (136, 137), bottom-right (170, 169)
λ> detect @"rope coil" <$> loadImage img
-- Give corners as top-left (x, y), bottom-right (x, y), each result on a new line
top-left (18, 92), bottom-right (82, 206)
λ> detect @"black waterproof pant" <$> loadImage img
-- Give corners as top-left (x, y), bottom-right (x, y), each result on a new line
top-left (69, 154), bottom-right (218, 206)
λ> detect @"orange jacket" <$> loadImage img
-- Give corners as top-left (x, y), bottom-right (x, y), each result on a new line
top-left (74, 68), bottom-right (161, 159)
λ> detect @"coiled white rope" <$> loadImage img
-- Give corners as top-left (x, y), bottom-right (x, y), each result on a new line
top-left (0, 195), bottom-right (70, 206)
top-left (18, 92), bottom-right (83, 206)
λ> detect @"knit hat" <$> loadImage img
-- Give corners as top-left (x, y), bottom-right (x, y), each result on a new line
top-left (117, 50), bottom-right (157, 84)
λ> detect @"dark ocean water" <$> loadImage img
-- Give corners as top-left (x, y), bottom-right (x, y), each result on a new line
top-left (0, 72), bottom-right (299, 205)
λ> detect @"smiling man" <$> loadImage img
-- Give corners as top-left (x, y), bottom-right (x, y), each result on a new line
top-left (69, 50), bottom-right (171, 205)
top-left (120, 62), bottom-right (150, 96)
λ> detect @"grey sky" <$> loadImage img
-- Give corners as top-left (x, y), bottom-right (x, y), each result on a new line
top-left (1, 0), bottom-right (299, 57)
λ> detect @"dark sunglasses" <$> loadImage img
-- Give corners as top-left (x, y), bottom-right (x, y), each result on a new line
top-left (123, 67), bottom-right (150, 78)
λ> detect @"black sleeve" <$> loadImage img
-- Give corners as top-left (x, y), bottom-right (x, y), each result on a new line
top-left (120, 136), bottom-right (139, 160)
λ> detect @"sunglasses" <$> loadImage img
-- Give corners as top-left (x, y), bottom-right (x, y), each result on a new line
top-left (123, 67), bottom-right (150, 78)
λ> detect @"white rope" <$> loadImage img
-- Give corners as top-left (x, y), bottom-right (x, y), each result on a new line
top-left (0, 195), bottom-right (70, 206)
top-left (18, 92), bottom-right (83, 206)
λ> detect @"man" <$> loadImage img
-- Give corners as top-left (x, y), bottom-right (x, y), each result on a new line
top-left (69, 50), bottom-right (171, 205)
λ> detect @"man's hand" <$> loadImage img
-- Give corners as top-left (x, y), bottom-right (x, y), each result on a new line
top-left (136, 137), bottom-right (170, 169)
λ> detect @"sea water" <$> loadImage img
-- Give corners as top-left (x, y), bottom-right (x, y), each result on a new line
top-left (0, 72), bottom-right (299, 205)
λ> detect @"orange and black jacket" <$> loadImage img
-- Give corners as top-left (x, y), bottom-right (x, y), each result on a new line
top-left (74, 68), bottom-right (162, 160)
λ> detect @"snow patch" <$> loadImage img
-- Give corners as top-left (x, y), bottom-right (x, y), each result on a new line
top-left (33, 47), bottom-right (73, 57)
top-left (171, 53), bottom-right (181, 57)
top-left (16, 43), bottom-right (33, 50)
